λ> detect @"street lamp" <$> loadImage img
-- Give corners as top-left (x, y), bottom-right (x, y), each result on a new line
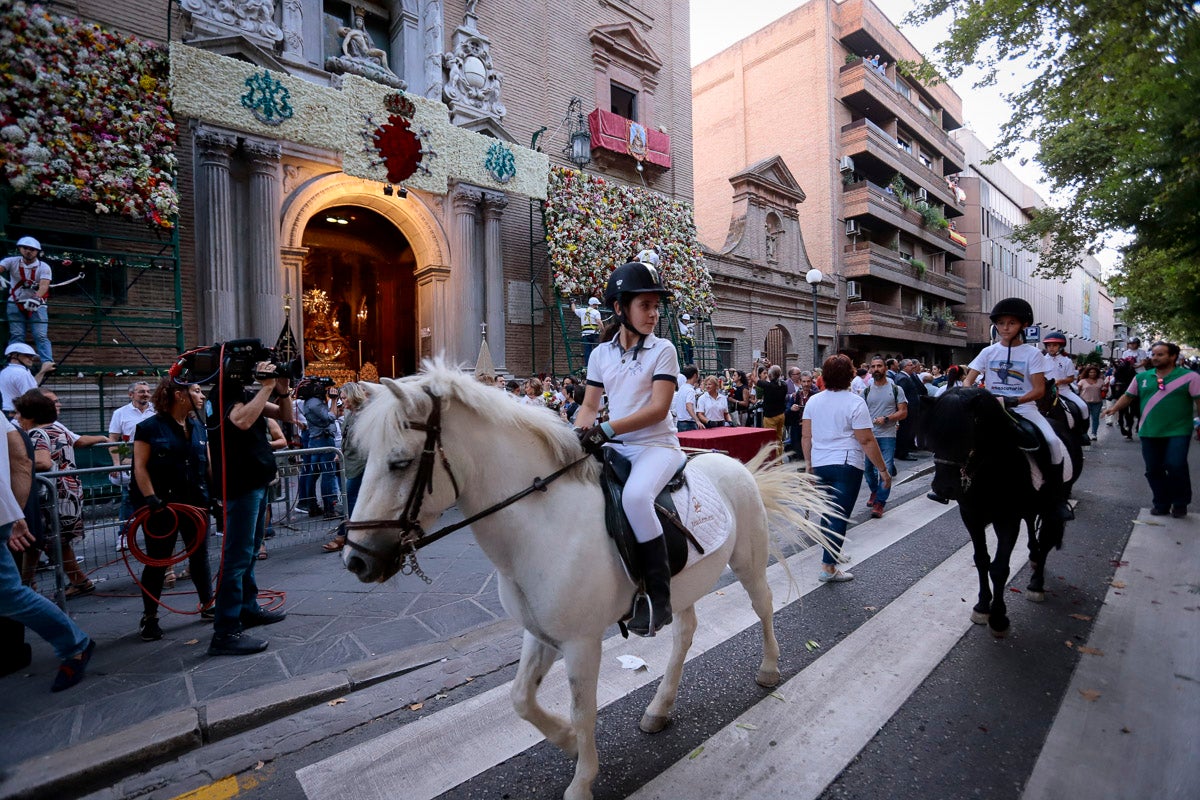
top-left (564, 97), bottom-right (591, 169)
top-left (806, 268), bottom-right (823, 369)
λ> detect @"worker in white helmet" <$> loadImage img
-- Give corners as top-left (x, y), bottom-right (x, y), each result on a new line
top-left (0, 237), bottom-right (54, 368)
top-left (570, 296), bottom-right (605, 362)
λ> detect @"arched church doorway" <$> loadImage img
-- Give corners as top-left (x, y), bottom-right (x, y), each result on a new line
top-left (301, 205), bottom-right (416, 379)
top-left (764, 325), bottom-right (790, 367)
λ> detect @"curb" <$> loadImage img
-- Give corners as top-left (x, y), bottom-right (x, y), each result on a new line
top-left (0, 618), bottom-right (522, 800)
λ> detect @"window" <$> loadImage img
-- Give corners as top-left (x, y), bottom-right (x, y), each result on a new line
top-left (1057, 294), bottom-right (1064, 314)
top-left (896, 136), bottom-right (912, 154)
top-left (715, 338), bottom-right (734, 370)
top-left (610, 82), bottom-right (638, 121)
top-left (895, 79), bottom-right (912, 100)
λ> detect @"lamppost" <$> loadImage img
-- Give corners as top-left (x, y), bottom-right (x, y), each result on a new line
top-left (806, 268), bottom-right (823, 369)
top-left (564, 97), bottom-right (592, 169)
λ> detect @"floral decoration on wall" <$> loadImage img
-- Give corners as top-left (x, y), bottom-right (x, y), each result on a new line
top-left (544, 166), bottom-right (713, 315)
top-left (0, 3), bottom-right (178, 226)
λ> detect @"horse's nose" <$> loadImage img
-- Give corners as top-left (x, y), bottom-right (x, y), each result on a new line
top-left (346, 554), bottom-right (368, 576)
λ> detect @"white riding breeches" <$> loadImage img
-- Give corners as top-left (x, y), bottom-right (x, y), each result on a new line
top-left (1059, 388), bottom-right (1089, 419)
top-left (1012, 402), bottom-right (1071, 481)
top-left (609, 441), bottom-right (686, 543)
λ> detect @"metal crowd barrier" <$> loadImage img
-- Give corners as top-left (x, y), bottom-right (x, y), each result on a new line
top-left (27, 447), bottom-right (346, 608)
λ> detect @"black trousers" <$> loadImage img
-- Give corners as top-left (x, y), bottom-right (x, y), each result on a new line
top-left (139, 512), bottom-right (213, 616)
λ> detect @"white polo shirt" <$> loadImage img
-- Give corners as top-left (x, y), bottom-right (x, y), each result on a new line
top-left (585, 333), bottom-right (678, 444)
top-left (0, 363), bottom-right (37, 412)
top-left (671, 382), bottom-right (698, 423)
top-left (108, 402), bottom-right (155, 441)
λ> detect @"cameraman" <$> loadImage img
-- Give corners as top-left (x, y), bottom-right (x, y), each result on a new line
top-left (207, 359), bottom-right (294, 657)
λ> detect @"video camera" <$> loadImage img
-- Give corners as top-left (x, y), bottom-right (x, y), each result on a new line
top-left (295, 375), bottom-right (335, 400)
top-left (170, 338), bottom-right (304, 386)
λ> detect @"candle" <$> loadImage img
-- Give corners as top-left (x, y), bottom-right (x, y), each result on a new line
top-left (358, 339), bottom-right (363, 369)
top-left (392, 355), bottom-right (396, 377)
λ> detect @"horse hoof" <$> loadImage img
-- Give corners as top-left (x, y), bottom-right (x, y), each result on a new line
top-left (990, 625), bottom-right (1009, 639)
top-left (1026, 590), bottom-right (1046, 603)
top-left (970, 611), bottom-right (989, 625)
top-left (639, 713), bottom-right (671, 734)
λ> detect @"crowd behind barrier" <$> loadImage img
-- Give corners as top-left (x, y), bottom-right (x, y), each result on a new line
top-left (26, 447), bottom-right (347, 610)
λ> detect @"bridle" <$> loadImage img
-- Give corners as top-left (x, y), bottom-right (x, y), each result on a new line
top-left (343, 388), bottom-right (590, 582)
top-left (933, 451), bottom-right (977, 495)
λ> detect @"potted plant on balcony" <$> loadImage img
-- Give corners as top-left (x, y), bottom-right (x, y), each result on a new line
top-left (917, 202), bottom-right (950, 230)
top-left (908, 256), bottom-right (927, 277)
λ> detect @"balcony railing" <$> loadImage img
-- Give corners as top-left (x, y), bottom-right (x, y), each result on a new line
top-left (840, 118), bottom-right (962, 210)
top-left (838, 61), bottom-right (964, 172)
top-left (844, 300), bottom-right (968, 344)
top-left (842, 180), bottom-right (967, 257)
top-left (843, 241), bottom-right (966, 303)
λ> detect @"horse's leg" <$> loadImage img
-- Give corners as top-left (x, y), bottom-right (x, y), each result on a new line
top-left (1026, 515), bottom-right (1047, 603)
top-left (968, 523), bottom-right (992, 625)
top-left (728, 516), bottom-right (781, 687)
top-left (640, 604), bottom-right (697, 732)
top-left (988, 520), bottom-right (1019, 637)
top-left (510, 631), bottom-right (576, 758)
top-left (560, 637), bottom-right (602, 800)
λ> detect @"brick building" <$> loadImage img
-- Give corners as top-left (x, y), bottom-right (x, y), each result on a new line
top-left (6, 0), bottom-right (697, 384)
top-left (692, 0), bottom-right (969, 367)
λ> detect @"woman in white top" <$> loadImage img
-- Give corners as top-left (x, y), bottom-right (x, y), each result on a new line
top-left (694, 376), bottom-right (732, 428)
top-left (575, 258), bottom-right (683, 637)
top-left (801, 354), bottom-right (890, 582)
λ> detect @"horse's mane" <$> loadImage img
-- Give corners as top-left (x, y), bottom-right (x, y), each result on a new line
top-left (355, 358), bottom-right (601, 482)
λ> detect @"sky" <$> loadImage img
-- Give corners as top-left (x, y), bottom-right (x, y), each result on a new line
top-left (689, 0), bottom-right (1048, 194)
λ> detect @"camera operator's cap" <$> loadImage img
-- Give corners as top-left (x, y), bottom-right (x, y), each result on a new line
top-left (587, 297), bottom-right (601, 306)
top-left (16, 236), bottom-right (41, 251)
top-left (5, 342), bottom-right (36, 357)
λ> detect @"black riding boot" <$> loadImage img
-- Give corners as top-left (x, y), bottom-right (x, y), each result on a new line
top-left (1044, 462), bottom-right (1074, 522)
top-left (628, 537), bottom-right (673, 638)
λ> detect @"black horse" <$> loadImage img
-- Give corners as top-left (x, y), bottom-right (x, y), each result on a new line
top-left (1111, 360), bottom-right (1140, 438)
top-left (921, 388), bottom-right (1083, 637)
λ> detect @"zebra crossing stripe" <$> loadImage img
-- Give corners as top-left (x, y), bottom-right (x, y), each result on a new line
top-left (297, 497), bottom-right (958, 800)
top-left (628, 535), bottom-right (993, 800)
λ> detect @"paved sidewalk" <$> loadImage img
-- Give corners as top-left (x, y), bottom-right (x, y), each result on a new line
top-left (0, 454), bottom-right (939, 799)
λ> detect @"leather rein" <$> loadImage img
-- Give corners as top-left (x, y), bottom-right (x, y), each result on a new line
top-left (343, 389), bottom-right (591, 582)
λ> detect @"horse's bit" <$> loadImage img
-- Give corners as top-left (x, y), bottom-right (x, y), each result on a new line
top-left (343, 389), bottom-right (590, 582)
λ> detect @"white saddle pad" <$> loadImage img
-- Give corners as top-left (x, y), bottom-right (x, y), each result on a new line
top-left (672, 465), bottom-right (733, 571)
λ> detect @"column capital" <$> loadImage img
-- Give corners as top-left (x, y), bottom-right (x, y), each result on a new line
top-left (194, 126), bottom-right (239, 159)
top-left (481, 191), bottom-right (509, 218)
top-left (243, 137), bottom-right (282, 167)
top-left (451, 185), bottom-right (484, 213)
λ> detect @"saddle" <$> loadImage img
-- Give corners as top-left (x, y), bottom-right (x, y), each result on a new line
top-left (600, 449), bottom-right (704, 583)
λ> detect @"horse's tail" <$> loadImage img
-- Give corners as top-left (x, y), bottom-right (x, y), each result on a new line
top-left (745, 445), bottom-right (841, 598)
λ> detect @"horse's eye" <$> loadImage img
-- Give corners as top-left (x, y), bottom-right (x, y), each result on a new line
top-left (388, 458), bottom-right (413, 472)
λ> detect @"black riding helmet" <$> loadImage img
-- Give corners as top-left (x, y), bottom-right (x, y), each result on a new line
top-left (604, 260), bottom-right (668, 358)
top-left (988, 297), bottom-right (1034, 327)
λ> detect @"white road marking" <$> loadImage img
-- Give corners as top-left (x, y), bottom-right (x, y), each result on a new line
top-left (297, 497), bottom-right (958, 800)
top-left (1022, 509), bottom-right (1200, 800)
top-left (628, 534), bottom-right (994, 800)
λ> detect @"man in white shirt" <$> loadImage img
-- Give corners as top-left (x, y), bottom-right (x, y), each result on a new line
top-left (677, 313), bottom-right (694, 365)
top-left (1, 344), bottom-right (52, 417)
top-left (108, 381), bottom-right (155, 527)
top-left (672, 366), bottom-right (700, 431)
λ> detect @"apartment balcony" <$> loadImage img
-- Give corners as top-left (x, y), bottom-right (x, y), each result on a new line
top-left (844, 300), bottom-right (969, 346)
top-left (587, 108), bottom-right (671, 169)
top-left (843, 241), bottom-right (967, 304)
top-left (842, 181), bottom-right (967, 258)
top-left (840, 118), bottom-right (962, 211)
top-left (838, 61), bottom-right (965, 174)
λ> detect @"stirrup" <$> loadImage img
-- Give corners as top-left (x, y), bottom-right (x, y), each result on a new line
top-left (626, 593), bottom-right (672, 638)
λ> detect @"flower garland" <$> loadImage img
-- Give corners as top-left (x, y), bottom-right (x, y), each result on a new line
top-left (544, 166), bottom-right (714, 315)
top-left (0, 3), bottom-right (178, 227)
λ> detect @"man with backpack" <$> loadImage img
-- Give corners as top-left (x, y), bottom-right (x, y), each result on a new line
top-left (862, 356), bottom-right (908, 518)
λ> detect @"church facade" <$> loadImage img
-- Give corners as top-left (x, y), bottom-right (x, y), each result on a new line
top-left (21, 0), bottom-right (696, 379)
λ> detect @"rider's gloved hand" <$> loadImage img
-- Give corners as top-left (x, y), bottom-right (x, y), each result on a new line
top-left (576, 422), bottom-right (615, 456)
top-left (19, 297), bottom-right (44, 312)
top-left (1002, 396), bottom-right (1020, 409)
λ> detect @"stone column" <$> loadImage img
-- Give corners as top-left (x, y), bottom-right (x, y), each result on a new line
top-left (244, 138), bottom-right (283, 344)
top-left (481, 191), bottom-right (508, 370)
top-left (194, 127), bottom-right (239, 342)
top-left (450, 185), bottom-right (483, 364)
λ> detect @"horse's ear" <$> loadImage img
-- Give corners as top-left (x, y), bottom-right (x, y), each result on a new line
top-left (382, 377), bottom-right (405, 402)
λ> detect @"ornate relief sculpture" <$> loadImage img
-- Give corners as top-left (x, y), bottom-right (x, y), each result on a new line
top-left (325, 7), bottom-right (407, 89)
top-left (181, 0), bottom-right (284, 47)
top-left (442, 6), bottom-right (505, 124)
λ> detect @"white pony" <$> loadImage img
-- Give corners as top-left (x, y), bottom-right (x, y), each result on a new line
top-left (343, 362), bottom-right (833, 800)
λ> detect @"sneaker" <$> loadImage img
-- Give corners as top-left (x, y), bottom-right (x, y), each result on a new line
top-left (818, 569), bottom-right (854, 583)
top-left (871, 501), bottom-right (885, 519)
top-left (240, 608), bottom-right (287, 629)
top-left (115, 534), bottom-right (128, 553)
top-left (163, 571), bottom-right (176, 589)
top-left (1150, 506), bottom-right (1169, 516)
top-left (1171, 505), bottom-right (1188, 518)
top-left (865, 491), bottom-right (876, 508)
top-left (51, 639), bottom-right (95, 692)
top-left (208, 631), bottom-right (269, 656)
top-left (139, 615), bottom-right (163, 641)
top-left (199, 600), bottom-right (216, 621)
top-left (1091, 435), bottom-right (1098, 441)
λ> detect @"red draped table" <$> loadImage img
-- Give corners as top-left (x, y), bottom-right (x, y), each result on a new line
top-left (676, 426), bottom-right (778, 464)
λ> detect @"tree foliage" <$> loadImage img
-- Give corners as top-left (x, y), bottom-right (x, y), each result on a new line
top-left (906, 0), bottom-right (1200, 343)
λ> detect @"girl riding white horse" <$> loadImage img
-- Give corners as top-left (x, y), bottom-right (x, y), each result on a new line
top-left (342, 361), bottom-right (833, 800)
